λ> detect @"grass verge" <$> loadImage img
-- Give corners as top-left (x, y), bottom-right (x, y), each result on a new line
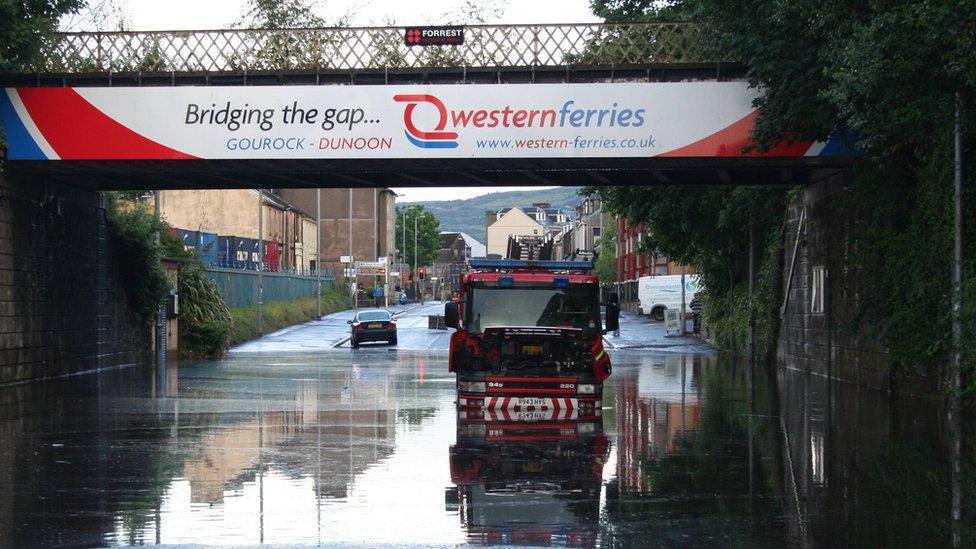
top-left (228, 287), bottom-right (349, 347)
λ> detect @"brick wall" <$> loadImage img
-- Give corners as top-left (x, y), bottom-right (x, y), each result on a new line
top-left (0, 173), bottom-right (149, 384)
top-left (777, 175), bottom-right (937, 395)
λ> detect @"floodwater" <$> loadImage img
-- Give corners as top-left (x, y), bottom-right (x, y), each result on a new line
top-left (0, 348), bottom-right (971, 547)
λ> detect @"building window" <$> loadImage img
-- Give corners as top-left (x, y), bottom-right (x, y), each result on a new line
top-left (811, 265), bottom-right (826, 314)
top-left (592, 227), bottom-right (602, 238)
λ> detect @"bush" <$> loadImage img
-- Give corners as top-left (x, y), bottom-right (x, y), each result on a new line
top-left (105, 194), bottom-right (171, 324)
top-left (177, 260), bottom-right (233, 358)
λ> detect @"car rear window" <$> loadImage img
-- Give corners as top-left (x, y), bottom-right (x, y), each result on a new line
top-left (358, 311), bottom-right (391, 322)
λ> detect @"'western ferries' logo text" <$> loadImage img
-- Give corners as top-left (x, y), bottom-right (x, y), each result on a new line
top-left (393, 93), bottom-right (647, 150)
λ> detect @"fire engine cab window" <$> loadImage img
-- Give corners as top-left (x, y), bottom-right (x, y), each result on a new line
top-left (466, 287), bottom-right (598, 334)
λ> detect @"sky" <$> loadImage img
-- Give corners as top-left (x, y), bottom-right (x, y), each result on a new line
top-left (79, 0), bottom-right (600, 203)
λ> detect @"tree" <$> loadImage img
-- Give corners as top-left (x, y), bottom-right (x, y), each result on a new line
top-left (593, 223), bottom-right (617, 284)
top-left (586, 0), bottom-right (976, 378)
top-left (0, 0), bottom-right (83, 72)
top-left (395, 205), bottom-right (441, 271)
top-left (234, 0), bottom-right (327, 29)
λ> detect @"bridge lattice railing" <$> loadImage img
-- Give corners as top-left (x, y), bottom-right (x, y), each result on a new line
top-left (27, 23), bottom-right (711, 74)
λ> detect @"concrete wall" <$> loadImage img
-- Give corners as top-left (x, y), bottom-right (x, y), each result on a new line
top-left (777, 175), bottom-right (937, 395)
top-left (160, 188), bottom-right (259, 239)
top-left (0, 173), bottom-right (149, 384)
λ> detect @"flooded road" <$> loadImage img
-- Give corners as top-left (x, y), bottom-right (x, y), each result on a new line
top-left (0, 310), bottom-right (971, 547)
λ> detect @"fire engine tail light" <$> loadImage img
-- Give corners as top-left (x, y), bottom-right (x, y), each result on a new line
top-left (460, 381), bottom-right (486, 393)
top-left (578, 384), bottom-right (596, 394)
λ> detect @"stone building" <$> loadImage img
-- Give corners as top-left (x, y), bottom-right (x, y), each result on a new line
top-left (158, 189), bottom-right (318, 273)
top-left (485, 203), bottom-right (573, 257)
top-left (278, 188), bottom-right (397, 279)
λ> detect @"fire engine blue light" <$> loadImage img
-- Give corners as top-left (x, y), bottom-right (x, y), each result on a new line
top-left (553, 277), bottom-right (570, 288)
top-left (498, 276), bottom-right (514, 287)
top-left (469, 259), bottom-right (595, 271)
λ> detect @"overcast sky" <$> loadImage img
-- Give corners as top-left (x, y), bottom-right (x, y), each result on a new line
top-left (93, 0), bottom-right (599, 203)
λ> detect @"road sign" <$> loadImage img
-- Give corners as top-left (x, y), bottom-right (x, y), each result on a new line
top-left (665, 308), bottom-right (680, 333)
top-left (340, 255), bottom-right (354, 264)
top-left (355, 261), bottom-right (387, 276)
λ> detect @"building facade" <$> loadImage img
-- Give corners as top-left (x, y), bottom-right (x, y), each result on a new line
top-left (554, 195), bottom-right (607, 261)
top-left (485, 203), bottom-right (574, 257)
top-left (616, 218), bottom-right (690, 309)
top-left (278, 188), bottom-right (397, 280)
top-left (158, 189), bottom-right (318, 273)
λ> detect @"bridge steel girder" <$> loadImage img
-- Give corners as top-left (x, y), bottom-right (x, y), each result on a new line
top-left (4, 156), bottom-right (849, 191)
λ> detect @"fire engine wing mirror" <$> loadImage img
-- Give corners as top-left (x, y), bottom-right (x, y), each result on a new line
top-left (444, 301), bottom-right (460, 330)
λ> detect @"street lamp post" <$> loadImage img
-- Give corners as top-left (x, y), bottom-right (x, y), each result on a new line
top-left (414, 213), bottom-right (420, 305)
top-left (349, 188), bottom-right (355, 310)
top-left (316, 188), bottom-right (321, 317)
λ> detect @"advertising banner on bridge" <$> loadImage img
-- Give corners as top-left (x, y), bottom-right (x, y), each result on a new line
top-left (1, 83), bottom-right (840, 161)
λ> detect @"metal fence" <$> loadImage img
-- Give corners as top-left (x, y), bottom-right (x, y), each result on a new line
top-left (206, 267), bottom-right (336, 308)
top-left (25, 23), bottom-right (710, 74)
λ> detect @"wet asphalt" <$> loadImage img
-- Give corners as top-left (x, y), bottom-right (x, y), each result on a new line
top-left (0, 304), bottom-right (966, 547)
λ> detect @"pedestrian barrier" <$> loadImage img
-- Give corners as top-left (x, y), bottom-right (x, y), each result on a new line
top-left (428, 315), bottom-right (447, 330)
top-left (205, 267), bottom-right (335, 308)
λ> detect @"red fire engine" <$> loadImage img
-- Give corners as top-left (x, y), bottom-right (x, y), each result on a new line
top-left (444, 259), bottom-right (614, 422)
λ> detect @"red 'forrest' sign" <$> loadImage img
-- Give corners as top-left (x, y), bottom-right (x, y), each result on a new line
top-left (404, 26), bottom-right (464, 46)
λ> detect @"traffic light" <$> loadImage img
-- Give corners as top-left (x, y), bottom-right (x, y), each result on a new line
top-left (419, 268), bottom-right (426, 280)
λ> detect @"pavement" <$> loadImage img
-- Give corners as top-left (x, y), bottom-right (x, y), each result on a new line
top-left (230, 301), bottom-right (715, 354)
top-left (602, 309), bottom-right (714, 353)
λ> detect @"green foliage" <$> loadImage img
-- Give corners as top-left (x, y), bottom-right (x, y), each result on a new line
top-left (104, 193), bottom-right (171, 324)
top-left (0, 0), bottom-right (83, 71)
top-left (589, 1), bottom-right (976, 394)
top-left (229, 287), bottom-right (348, 346)
top-left (234, 0), bottom-right (327, 28)
top-left (157, 215), bottom-right (233, 358)
top-left (593, 223), bottom-right (617, 284)
top-left (395, 205), bottom-right (441, 268)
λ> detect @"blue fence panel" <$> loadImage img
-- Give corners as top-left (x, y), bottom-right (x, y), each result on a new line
top-left (205, 267), bottom-right (337, 308)
top-left (197, 232), bottom-right (219, 266)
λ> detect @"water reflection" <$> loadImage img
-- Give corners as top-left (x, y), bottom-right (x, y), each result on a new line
top-left (0, 348), bottom-right (972, 547)
top-left (450, 410), bottom-right (609, 546)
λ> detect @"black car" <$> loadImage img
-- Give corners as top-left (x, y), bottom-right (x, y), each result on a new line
top-left (348, 309), bottom-right (397, 348)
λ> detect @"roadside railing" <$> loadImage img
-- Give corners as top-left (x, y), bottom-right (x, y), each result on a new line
top-left (26, 22), bottom-right (710, 74)
top-left (205, 266), bottom-right (336, 308)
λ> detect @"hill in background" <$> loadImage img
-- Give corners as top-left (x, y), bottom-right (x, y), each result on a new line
top-left (410, 187), bottom-right (583, 244)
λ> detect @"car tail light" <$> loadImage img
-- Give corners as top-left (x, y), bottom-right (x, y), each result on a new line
top-left (353, 322), bottom-right (364, 330)
top-left (388, 322), bottom-right (396, 329)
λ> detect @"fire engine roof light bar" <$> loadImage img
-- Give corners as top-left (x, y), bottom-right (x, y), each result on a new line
top-left (469, 259), bottom-right (595, 272)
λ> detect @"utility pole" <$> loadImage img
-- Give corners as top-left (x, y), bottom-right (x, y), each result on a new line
top-left (402, 207), bottom-right (406, 276)
top-left (258, 190), bottom-right (264, 336)
top-left (950, 90), bottom-right (963, 549)
top-left (374, 188), bottom-right (379, 304)
top-left (154, 191), bottom-right (166, 368)
top-left (349, 187), bottom-right (355, 310)
top-left (316, 188), bottom-right (321, 318)
top-left (414, 213), bottom-right (420, 305)
top-left (679, 265), bottom-right (686, 336)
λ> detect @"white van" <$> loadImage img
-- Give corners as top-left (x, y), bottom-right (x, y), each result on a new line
top-left (637, 275), bottom-right (701, 320)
